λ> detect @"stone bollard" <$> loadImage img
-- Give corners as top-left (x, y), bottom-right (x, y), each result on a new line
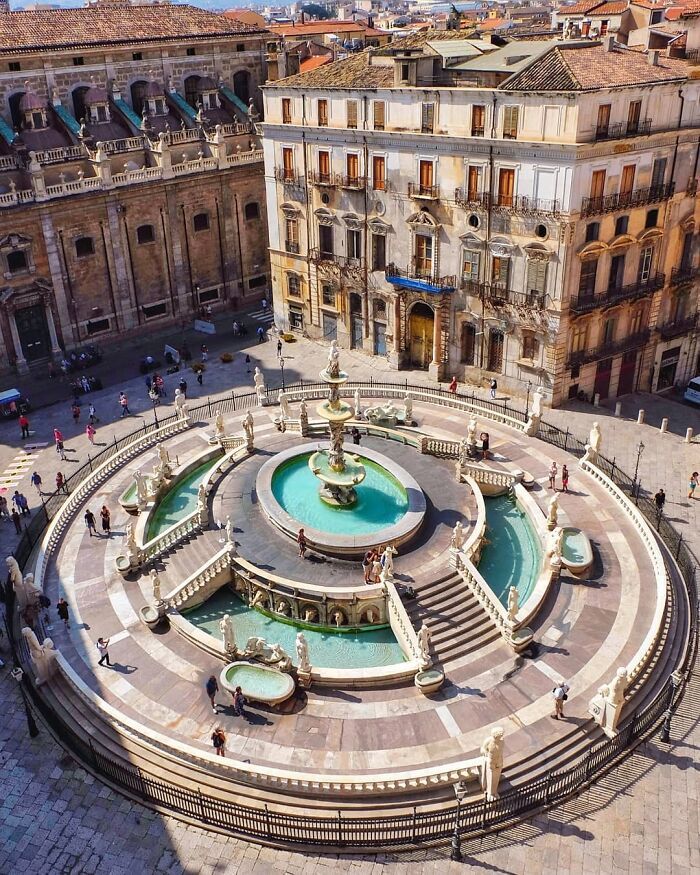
top-left (637, 409), bottom-right (645, 425)
top-left (615, 402), bottom-right (623, 417)
top-left (685, 427), bottom-right (694, 443)
top-left (660, 418), bottom-right (669, 434)
top-left (593, 393), bottom-right (600, 407)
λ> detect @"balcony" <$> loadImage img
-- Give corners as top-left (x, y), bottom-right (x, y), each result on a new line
top-left (566, 329), bottom-right (650, 369)
top-left (461, 279), bottom-right (545, 309)
top-left (569, 272), bottom-right (665, 316)
top-left (285, 241), bottom-right (300, 254)
top-left (593, 119), bottom-right (652, 142)
top-left (309, 249), bottom-right (365, 270)
top-left (308, 170), bottom-right (340, 188)
top-left (453, 190), bottom-right (560, 215)
top-left (471, 126), bottom-right (485, 138)
top-left (656, 313), bottom-right (698, 340)
top-left (580, 183), bottom-right (675, 218)
top-left (454, 188), bottom-right (489, 211)
top-left (340, 175), bottom-right (366, 191)
top-left (385, 263), bottom-right (456, 293)
top-left (408, 182), bottom-right (440, 201)
top-left (669, 265), bottom-right (700, 288)
top-left (274, 167), bottom-right (304, 186)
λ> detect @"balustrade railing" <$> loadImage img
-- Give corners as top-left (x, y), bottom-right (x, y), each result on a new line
top-left (655, 313), bottom-right (698, 339)
top-left (566, 329), bottom-right (650, 369)
top-left (581, 183), bottom-right (675, 217)
top-left (569, 273), bottom-right (664, 315)
top-left (33, 145), bottom-right (86, 164)
top-left (165, 546), bottom-right (232, 609)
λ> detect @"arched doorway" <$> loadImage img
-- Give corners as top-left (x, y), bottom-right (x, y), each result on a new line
top-left (8, 92), bottom-right (25, 130)
top-left (233, 70), bottom-right (251, 105)
top-left (349, 292), bottom-right (362, 349)
top-left (130, 80), bottom-right (148, 117)
top-left (409, 302), bottom-right (434, 369)
top-left (184, 75), bottom-right (201, 108)
top-left (72, 86), bottom-right (89, 124)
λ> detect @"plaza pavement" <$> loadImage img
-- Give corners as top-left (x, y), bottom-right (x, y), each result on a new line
top-left (0, 328), bottom-right (699, 873)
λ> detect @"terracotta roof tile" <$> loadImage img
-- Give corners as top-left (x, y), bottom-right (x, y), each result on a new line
top-left (299, 55), bottom-right (332, 72)
top-left (0, 5), bottom-right (265, 55)
top-left (562, 0), bottom-right (609, 14)
top-left (268, 49), bottom-right (393, 89)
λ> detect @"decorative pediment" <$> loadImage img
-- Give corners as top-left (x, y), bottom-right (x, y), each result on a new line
top-left (407, 209), bottom-right (439, 229)
top-left (0, 233), bottom-right (32, 250)
top-left (637, 228), bottom-right (663, 244)
top-left (523, 242), bottom-right (552, 261)
top-left (577, 240), bottom-right (607, 260)
top-left (281, 203), bottom-right (300, 218)
top-left (609, 234), bottom-right (634, 251)
top-left (459, 232), bottom-right (484, 247)
top-left (314, 207), bottom-right (335, 227)
top-left (489, 238), bottom-right (516, 258)
top-left (343, 213), bottom-right (363, 230)
top-left (368, 218), bottom-right (391, 236)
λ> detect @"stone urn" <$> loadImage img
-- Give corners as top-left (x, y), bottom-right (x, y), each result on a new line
top-left (139, 604), bottom-right (166, 629)
top-left (414, 666), bottom-right (445, 695)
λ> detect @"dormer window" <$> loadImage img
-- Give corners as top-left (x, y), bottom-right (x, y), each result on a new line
top-left (31, 111), bottom-right (43, 130)
top-left (154, 98), bottom-right (165, 115)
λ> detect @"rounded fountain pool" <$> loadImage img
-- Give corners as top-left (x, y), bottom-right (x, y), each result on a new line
top-left (256, 443), bottom-right (426, 557)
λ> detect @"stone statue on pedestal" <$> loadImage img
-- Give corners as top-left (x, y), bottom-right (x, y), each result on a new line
top-left (327, 339), bottom-right (340, 379)
top-left (243, 410), bottom-right (254, 449)
top-left (507, 586), bottom-right (519, 624)
top-left (403, 394), bottom-right (413, 423)
top-left (270, 642), bottom-right (293, 672)
top-left (299, 399), bottom-right (308, 434)
top-left (22, 627), bottom-right (59, 685)
top-left (296, 631), bottom-right (311, 673)
top-left (381, 544), bottom-right (397, 578)
top-left (157, 444), bottom-right (172, 478)
top-left (480, 727), bottom-right (504, 801)
top-left (278, 390), bottom-right (291, 420)
top-left (214, 410), bottom-right (225, 437)
top-left (253, 367), bottom-right (266, 405)
top-left (581, 421), bottom-right (602, 465)
top-left (354, 388), bottom-right (362, 419)
top-left (417, 622), bottom-right (432, 668)
top-left (524, 387), bottom-right (544, 436)
top-left (133, 470), bottom-right (149, 505)
top-left (547, 493), bottom-right (559, 530)
top-left (225, 515), bottom-right (234, 545)
top-left (150, 569), bottom-right (162, 603)
top-left (220, 613), bottom-right (236, 655)
top-left (450, 521), bottom-right (465, 550)
top-left (546, 526), bottom-right (563, 569)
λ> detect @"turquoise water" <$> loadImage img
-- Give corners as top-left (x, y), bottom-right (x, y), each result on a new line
top-left (271, 453), bottom-right (408, 535)
top-left (562, 528), bottom-right (587, 563)
top-left (184, 588), bottom-right (407, 668)
top-left (479, 496), bottom-right (541, 606)
top-left (147, 461), bottom-right (214, 540)
top-left (224, 663), bottom-right (292, 698)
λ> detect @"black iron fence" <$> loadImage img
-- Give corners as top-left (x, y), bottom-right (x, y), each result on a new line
top-left (8, 379), bottom-right (698, 851)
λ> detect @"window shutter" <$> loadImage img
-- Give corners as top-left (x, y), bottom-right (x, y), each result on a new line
top-left (373, 101), bottom-right (385, 130)
top-left (347, 100), bottom-right (357, 129)
top-left (526, 259), bottom-right (547, 294)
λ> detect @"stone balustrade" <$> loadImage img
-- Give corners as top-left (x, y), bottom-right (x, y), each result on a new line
top-left (165, 546), bottom-right (232, 609)
top-left (34, 145), bottom-right (87, 164)
top-left (224, 149), bottom-right (264, 167)
top-left (0, 154), bottom-right (19, 170)
top-left (112, 166), bottom-right (163, 186)
top-left (384, 577), bottom-right (422, 662)
top-left (45, 176), bottom-right (102, 197)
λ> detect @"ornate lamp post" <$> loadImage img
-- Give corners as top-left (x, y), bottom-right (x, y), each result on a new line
top-left (450, 780), bottom-right (469, 862)
top-left (11, 667), bottom-right (40, 739)
top-left (660, 670), bottom-right (683, 743)
top-left (279, 355), bottom-right (285, 391)
top-left (633, 440), bottom-right (644, 500)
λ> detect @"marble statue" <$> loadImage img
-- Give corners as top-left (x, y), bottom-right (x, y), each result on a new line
top-left (608, 666), bottom-right (628, 706)
top-left (547, 493), bottom-right (559, 530)
top-left (124, 522), bottom-right (139, 564)
top-left (225, 515), bottom-right (234, 545)
top-left (507, 586), bottom-right (519, 624)
top-left (269, 642), bottom-right (292, 672)
top-left (546, 526), bottom-right (563, 568)
top-left (381, 545), bottom-right (397, 578)
top-left (243, 636), bottom-right (264, 658)
top-left (327, 339), bottom-right (340, 379)
top-left (197, 483), bottom-right (207, 522)
top-left (417, 622), bottom-right (432, 668)
top-left (299, 399), bottom-right (308, 434)
top-left (525, 387), bottom-right (544, 437)
top-left (450, 521), bottom-right (465, 551)
top-left (581, 421), bottom-right (603, 465)
top-left (365, 400), bottom-right (399, 426)
top-left (278, 390), bottom-right (291, 420)
top-left (403, 393), bottom-right (413, 423)
top-left (276, 599), bottom-right (290, 616)
top-left (6, 556), bottom-right (24, 601)
top-left (150, 569), bottom-right (162, 603)
top-left (371, 557), bottom-right (383, 583)
top-left (214, 410), bottom-right (225, 437)
top-left (179, 401), bottom-right (189, 422)
top-left (589, 666), bottom-right (629, 736)
top-left (174, 389), bottom-right (185, 413)
top-left (480, 727), bottom-right (504, 801)
top-left (220, 614), bottom-right (236, 654)
top-left (253, 367), bottom-right (266, 405)
top-left (22, 627), bottom-right (58, 686)
top-left (157, 444), bottom-right (171, 477)
top-left (243, 410), bottom-right (254, 449)
top-left (133, 469), bottom-right (149, 504)
top-left (296, 632), bottom-right (311, 673)
top-left (467, 417), bottom-right (477, 446)
top-left (458, 439), bottom-right (469, 467)
top-left (354, 388), bottom-right (362, 419)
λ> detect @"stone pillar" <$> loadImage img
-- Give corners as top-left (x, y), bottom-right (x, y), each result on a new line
top-left (28, 152), bottom-right (47, 202)
top-left (428, 304), bottom-right (442, 381)
top-left (8, 310), bottom-right (28, 374)
top-left (92, 143), bottom-right (113, 189)
top-left (388, 296), bottom-right (401, 369)
top-left (45, 301), bottom-right (62, 359)
top-left (39, 209), bottom-right (77, 347)
top-left (157, 133), bottom-right (174, 180)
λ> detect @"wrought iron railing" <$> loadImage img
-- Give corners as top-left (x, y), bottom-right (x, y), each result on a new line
top-left (308, 170), bottom-right (341, 187)
top-left (408, 181), bottom-right (440, 200)
top-left (581, 183), bottom-right (675, 217)
top-left (454, 190), bottom-right (559, 215)
top-left (669, 266), bottom-right (699, 288)
top-left (592, 119), bottom-right (652, 142)
top-left (656, 313), bottom-right (698, 340)
top-left (340, 175), bottom-right (366, 190)
top-left (385, 263), bottom-right (456, 290)
top-left (566, 329), bottom-right (650, 369)
top-left (454, 188), bottom-right (489, 210)
top-left (274, 167), bottom-right (303, 186)
top-left (461, 278), bottom-right (546, 309)
top-left (569, 273), bottom-right (664, 315)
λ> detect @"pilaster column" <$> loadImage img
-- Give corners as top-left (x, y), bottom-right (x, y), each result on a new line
top-left (428, 304), bottom-right (442, 382)
top-left (388, 295), bottom-right (401, 369)
top-left (45, 301), bottom-right (62, 357)
top-left (8, 311), bottom-right (28, 374)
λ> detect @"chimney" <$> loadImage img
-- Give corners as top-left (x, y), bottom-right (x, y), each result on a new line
top-left (603, 35), bottom-right (615, 52)
top-left (648, 49), bottom-right (660, 66)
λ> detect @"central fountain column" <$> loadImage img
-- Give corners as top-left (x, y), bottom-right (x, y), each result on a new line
top-left (309, 341), bottom-right (366, 506)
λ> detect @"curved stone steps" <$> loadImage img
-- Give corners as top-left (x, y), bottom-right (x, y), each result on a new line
top-left (153, 529), bottom-right (222, 589)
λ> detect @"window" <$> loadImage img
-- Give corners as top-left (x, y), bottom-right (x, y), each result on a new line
top-left (461, 323), bottom-right (476, 365)
top-left (608, 254), bottom-right (625, 290)
top-left (7, 250), bottom-right (28, 274)
top-left (199, 288), bottom-right (219, 304)
top-left (372, 155), bottom-right (386, 191)
top-left (244, 202), bottom-right (260, 221)
top-left (502, 106), bottom-right (519, 139)
top-left (86, 318), bottom-right (110, 335)
top-left (620, 165), bottom-right (635, 198)
top-left (72, 56), bottom-right (84, 66)
top-left (285, 217), bottom-right (299, 253)
top-left (596, 104), bottom-right (611, 138)
top-left (651, 157), bottom-right (667, 190)
top-left (471, 105), bottom-right (485, 137)
top-left (289, 307), bottom-right (303, 330)
top-left (627, 100), bottom-right (641, 135)
top-left (488, 331), bottom-right (504, 372)
top-left (193, 213), bottom-right (209, 232)
top-left (492, 255), bottom-right (510, 286)
top-left (400, 63), bottom-right (409, 82)
top-left (319, 224), bottom-right (334, 257)
top-left (142, 302), bottom-right (167, 319)
top-left (186, 47), bottom-right (196, 56)
top-left (282, 147), bottom-right (294, 180)
top-left (136, 224), bottom-right (155, 244)
top-left (347, 228), bottom-right (362, 261)
top-left (672, 291), bottom-right (689, 322)
top-left (288, 274), bottom-right (301, 297)
top-left (421, 102), bottom-right (435, 134)
top-left (236, 43), bottom-right (245, 53)
top-left (462, 250), bottom-right (480, 284)
top-left (346, 153), bottom-right (360, 185)
top-left (31, 111), bottom-right (43, 129)
top-left (374, 299), bottom-right (386, 318)
top-left (282, 98), bottom-right (291, 124)
top-left (590, 169), bottom-right (606, 202)
top-left (578, 258), bottom-right (598, 298)
top-left (8, 62), bottom-right (20, 72)
top-left (466, 166), bottom-right (481, 201)
top-left (645, 209), bottom-right (658, 229)
top-left (526, 259), bottom-right (547, 301)
top-left (639, 246), bottom-right (654, 282)
top-left (418, 159), bottom-right (434, 195)
top-left (318, 99), bottom-right (328, 127)
top-left (373, 100), bottom-right (385, 131)
top-left (680, 231), bottom-right (693, 269)
top-left (585, 222), bottom-right (600, 243)
top-left (318, 150), bottom-right (331, 183)
top-left (372, 234), bottom-right (386, 271)
top-left (630, 306), bottom-right (644, 335)
top-left (249, 275), bottom-right (267, 289)
top-left (602, 316), bottom-right (616, 344)
top-left (132, 52), bottom-right (143, 61)
top-left (347, 100), bottom-right (357, 129)
top-left (75, 237), bottom-right (94, 258)
top-left (522, 334), bottom-right (539, 361)
top-left (614, 215), bottom-right (629, 236)
top-left (571, 322), bottom-right (588, 353)
top-left (322, 284), bottom-right (336, 306)
top-left (414, 234), bottom-right (433, 276)
top-left (497, 168), bottom-right (515, 207)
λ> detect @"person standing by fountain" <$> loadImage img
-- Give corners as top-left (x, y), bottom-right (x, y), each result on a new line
top-left (297, 527), bottom-right (307, 559)
top-left (211, 726), bottom-right (226, 756)
top-left (233, 686), bottom-right (247, 717)
top-left (362, 549), bottom-right (374, 584)
top-left (206, 675), bottom-right (219, 713)
top-left (100, 505), bottom-right (111, 537)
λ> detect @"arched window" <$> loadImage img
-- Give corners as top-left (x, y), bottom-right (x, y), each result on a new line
top-left (193, 212), bottom-right (210, 232)
top-left (75, 237), bottom-right (94, 258)
top-left (9, 92), bottom-right (25, 130)
top-left (233, 70), bottom-right (251, 105)
top-left (136, 224), bottom-right (155, 244)
top-left (72, 86), bottom-right (89, 123)
top-left (130, 80), bottom-right (148, 117)
top-left (184, 75), bottom-right (201, 108)
top-left (244, 202), bottom-right (260, 221)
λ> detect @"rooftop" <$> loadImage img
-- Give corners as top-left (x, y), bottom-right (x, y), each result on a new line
top-left (268, 49), bottom-right (393, 89)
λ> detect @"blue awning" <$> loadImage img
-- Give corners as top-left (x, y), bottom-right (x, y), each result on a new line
top-left (385, 274), bottom-right (455, 294)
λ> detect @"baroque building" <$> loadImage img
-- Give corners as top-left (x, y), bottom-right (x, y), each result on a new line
top-left (261, 31), bottom-right (700, 404)
top-left (0, 5), bottom-right (276, 375)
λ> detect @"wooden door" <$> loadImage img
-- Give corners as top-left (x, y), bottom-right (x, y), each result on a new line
top-left (497, 168), bottom-right (515, 207)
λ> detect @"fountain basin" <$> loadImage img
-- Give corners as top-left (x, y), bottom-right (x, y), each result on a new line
top-left (561, 527), bottom-right (594, 575)
top-left (256, 444), bottom-right (426, 557)
top-left (220, 661), bottom-right (295, 706)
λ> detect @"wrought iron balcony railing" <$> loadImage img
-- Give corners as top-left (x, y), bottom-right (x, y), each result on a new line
top-left (581, 183), bottom-right (675, 218)
top-left (593, 119), bottom-right (652, 142)
top-left (408, 182), bottom-right (440, 200)
top-left (569, 272), bottom-right (665, 315)
top-left (566, 329), bottom-right (650, 369)
top-left (285, 241), bottom-right (300, 254)
top-left (340, 175), bottom-right (366, 191)
top-left (274, 167), bottom-right (304, 186)
top-left (669, 265), bottom-right (700, 288)
top-left (308, 170), bottom-right (340, 188)
top-left (461, 278), bottom-right (546, 309)
top-left (656, 313), bottom-right (698, 340)
top-left (453, 189), bottom-right (559, 215)
top-left (309, 249), bottom-right (365, 270)
top-left (385, 263), bottom-right (456, 291)
top-left (454, 188), bottom-right (489, 210)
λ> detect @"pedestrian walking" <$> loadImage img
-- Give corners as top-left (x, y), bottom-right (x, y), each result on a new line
top-left (277, 338), bottom-right (283, 357)
top-left (200, 343), bottom-right (208, 362)
top-left (0, 495), bottom-right (9, 518)
top-left (13, 491), bottom-right (28, 517)
top-left (654, 488), bottom-right (666, 512)
top-left (548, 461), bottom-right (558, 490)
top-left (561, 464), bottom-right (569, 493)
top-left (96, 637), bottom-right (111, 666)
top-left (233, 685), bottom-right (247, 717)
top-left (206, 675), bottom-right (219, 713)
top-left (362, 549), bottom-right (374, 584)
top-left (88, 402), bottom-right (99, 425)
top-left (19, 413), bottom-right (30, 439)
top-left (449, 376), bottom-right (457, 394)
top-left (551, 682), bottom-right (569, 719)
top-left (688, 472), bottom-right (698, 500)
top-left (30, 471), bottom-right (42, 495)
top-left (490, 378), bottom-right (497, 400)
top-left (257, 325), bottom-right (265, 343)
top-left (84, 508), bottom-right (97, 537)
top-left (119, 392), bottom-right (130, 416)
top-left (71, 402), bottom-right (80, 424)
top-left (57, 597), bottom-right (70, 629)
top-left (480, 432), bottom-right (490, 460)
top-left (100, 505), bottom-right (111, 536)
top-left (11, 509), bottom-right (22, 534)
top-left (262, 297), bottom-right (268, 311)
top-left (245, 353), bottom-right (251, 373)
top-left (211, 726), bottom-right (226, 757)
top-left (196, 370), bottom-right (203, 386)
top-left (351, 426), bottom-right (361, 445)
top-left (86, 423), bottom-right (96, 445)
top-left (56, 471), bottom-right (68, 494)
top-left (297, 527), bottom-right (307, 558)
